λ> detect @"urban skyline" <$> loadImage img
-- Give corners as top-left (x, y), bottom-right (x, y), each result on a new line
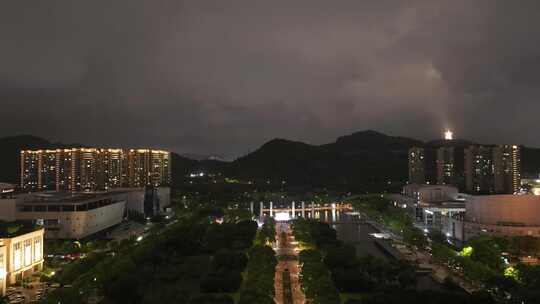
top-left (20, 148), bottom-right (171, 192)
top-left (2, 1), bottom-right (540, 303)
top-left (408, 134), bottom-right (521, 195)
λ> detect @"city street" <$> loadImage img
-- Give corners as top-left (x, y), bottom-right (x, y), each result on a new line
top-left (274, 222), bottom-right (305, 304)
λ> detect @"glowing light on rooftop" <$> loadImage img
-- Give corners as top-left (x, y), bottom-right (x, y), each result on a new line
top-left (444, 130), bottom-right (453, 140)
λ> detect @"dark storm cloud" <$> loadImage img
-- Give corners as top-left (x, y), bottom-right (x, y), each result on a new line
top-left (2, 0), bottom-right (540, 156)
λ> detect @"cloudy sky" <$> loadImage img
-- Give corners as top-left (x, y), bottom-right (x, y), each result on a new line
top-left (1, 1), bottom-right (540, 157)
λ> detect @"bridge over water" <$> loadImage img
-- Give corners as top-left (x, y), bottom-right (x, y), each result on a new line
top-left (254, 201), bottom-right (354, 222)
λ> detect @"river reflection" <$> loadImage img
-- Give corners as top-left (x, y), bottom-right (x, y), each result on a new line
top-left (337, 223), bottom-right (393, 259)
top-left (261, 210), bottom-right (392, 260)
top-left (331, 214), bottom-right (447, 291)
top-left (261, 209), bottom-right (344, 222)
top-left (261, 207), bottom-right (452, 291)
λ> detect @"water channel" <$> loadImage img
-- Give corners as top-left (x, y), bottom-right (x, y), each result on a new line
top-left (264, 207), bottom-right (449, 292)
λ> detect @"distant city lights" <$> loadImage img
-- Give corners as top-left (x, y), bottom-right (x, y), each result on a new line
top-left (189, 172), bottom-right (205, 178)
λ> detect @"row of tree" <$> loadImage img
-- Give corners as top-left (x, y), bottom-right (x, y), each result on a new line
top-left (42, 216), bottom-right (259, 304)
top-left (201, 249), bottom-right (247, 292)
top-left (238, 245), bottom-right (277, 304)
top-left (345, 290), bottom-right (494, 304)
top-left (351, 195), bottom-right (428, 249)
top-left (431, 234), bottom-right (540, 303)
top-left (298, 249), bottom-right (341, 304)
top-left (256, 217), bottom-right (276, 245)
top-left (293, 218), bottom-right (418, 293)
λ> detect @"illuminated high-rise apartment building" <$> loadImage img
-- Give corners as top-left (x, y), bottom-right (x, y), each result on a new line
top-left (20, 151), bottom-right (40, 192)
top-left (407, 131), bottom-right (519, 194)
top-left (97, 149), bottom-right (124, 190)
top-left (493, 145), bottom-right (521, 194)
top-left (437, 146), bottom-right (456, 185)
top-left (464, 145), bottom-right (494, 194)
top-left (20, 148), bottom-right (171, 192)
top-left (125, 149), bottom-right (171, 188)
top-left (463, 145), bottom-right (520, 195)
top-left (408, 147), bottom-right (425, 184)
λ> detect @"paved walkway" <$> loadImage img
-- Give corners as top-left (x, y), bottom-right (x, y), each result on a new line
top-left (357, 212), bottom-right (479, 293)
top-left (274, 222), bottom-right (305, 304)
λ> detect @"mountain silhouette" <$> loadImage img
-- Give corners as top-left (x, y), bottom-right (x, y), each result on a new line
top-left (2, 132), bottom-right (540, 191)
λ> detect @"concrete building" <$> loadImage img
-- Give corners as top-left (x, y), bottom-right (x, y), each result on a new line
top-left (0, 184), bottom-right (15, 199)
top-left (0, 244), bottom-right (5, 295)
top-left (1, 190), bottom-right (134, 239)
top-left (120, 187), bottom-right (171, 216)
top-left (0, 226), bottom-right (44, 295)
top-left (408, 147), bottom-right (425, 184)
top-left (0, 184), bottom-right (170, 239)
top-left (126, 149), bottom-right (172, 188)
top-left (463, 145), bottom-right (521, 195)
top-left (1, 192), bottom-right (129, 239)
top-left (20, 148), bottom-right (171, 192)
top-left (400, 184), bottom-right (465, 229)
top-left (464, 145), bottom-right (494, 194)
top-left (408, 132), bottom-right (471, 188)
top-left (409, 143), bottom-right (521, 195)
top-left (493, 145), bottom-right (521, 194)
top-left (437, 147), bottom-right (458, 186)
top-left (441, 195), bottom-right (540, 242)
top-left (1, 228), bottom-right (45, 286)
top-left (402, 184), bottom-right (460, 203)
top-left (465, 195), bottom-right (540, 238)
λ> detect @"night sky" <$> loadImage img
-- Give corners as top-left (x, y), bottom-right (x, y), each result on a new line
top-left (2, 1), bottom-right (540, 157)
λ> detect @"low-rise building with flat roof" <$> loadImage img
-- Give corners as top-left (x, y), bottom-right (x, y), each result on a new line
top-left (0, 184), bottom-right (15, 199)
top-left (441, 194), bottom-right (540, 242)
top-left (399, 184), bottom-right (465, 229)
top-left (0, 184), bottom-right (170, 239)
top-left (15, 192), bottom-right (127, 239)
top-left (0, 191), bottom-right (135, 239)
top-left (0, 225), bottom-right (44, 295)
top-left (402, 184), bottom-right (460, 204)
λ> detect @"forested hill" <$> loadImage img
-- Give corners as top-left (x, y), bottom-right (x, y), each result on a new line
top-left (3, 132), bottom-right (540, 190)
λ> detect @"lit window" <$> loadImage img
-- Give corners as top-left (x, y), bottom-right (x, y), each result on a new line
top-left (13, 243), bottom-right (21, 270)
top-left (24, 240), bottom-right (32, 266)
top-left (34, 238), bottom-right (42, 262)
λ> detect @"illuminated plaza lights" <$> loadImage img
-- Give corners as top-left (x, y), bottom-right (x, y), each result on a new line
top-left (275, 212), bottom-right (291, 222)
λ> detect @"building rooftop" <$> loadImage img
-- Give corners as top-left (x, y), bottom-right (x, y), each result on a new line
top-left (21, 148), bottom-right (170, 154)
top-left (0, 183), bottom-right (15, 193)
top-left (404, 183), bottom-right (458, 190)
top-left (19, 190), bottom-right (135, 205)
top-left (424, 200), bottom-right (466, 208)
top-left (0, 221), bottom-right (41, 238)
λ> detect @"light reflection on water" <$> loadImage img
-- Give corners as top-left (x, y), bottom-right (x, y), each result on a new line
top-left (261, 207), bottom-right (447, 291)
top-left (260, 209), bottom-right (344, 222)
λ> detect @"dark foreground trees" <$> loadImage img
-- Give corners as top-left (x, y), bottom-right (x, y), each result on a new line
top-left (41, 219), bottom-right (259, 304)
top-left (238, 245), bottom-right (277, 304)
top-left (345, 290), bottom-right (495, 304)
top-left (299, 249), bottom-right (341, 304)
